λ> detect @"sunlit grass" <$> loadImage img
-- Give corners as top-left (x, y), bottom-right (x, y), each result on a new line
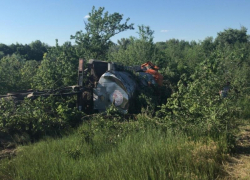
top-left (0, 125), bottom-right (229, 180)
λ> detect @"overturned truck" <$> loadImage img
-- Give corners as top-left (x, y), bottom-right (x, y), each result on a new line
top-left (0, 59), bottom-right (163, 114)
top-left (84, 60), bottom-right (163, 114)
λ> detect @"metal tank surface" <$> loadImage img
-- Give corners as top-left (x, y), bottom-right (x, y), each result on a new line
top-left (93, 70), bottom-right (137, 114)
top-left (87, 59), bottom-right (160, 114)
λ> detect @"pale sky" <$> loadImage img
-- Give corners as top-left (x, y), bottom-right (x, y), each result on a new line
top-left (1, 0), bottom-right (249, 45)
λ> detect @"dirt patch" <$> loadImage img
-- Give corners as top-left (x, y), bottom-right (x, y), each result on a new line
top-left (223, 125), bottom-right (250, 179)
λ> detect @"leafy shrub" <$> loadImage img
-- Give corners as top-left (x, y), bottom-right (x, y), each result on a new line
top-left (158, 55), bottom-right (240, 137)
top-left (0, 96), bottom-right (84, 140)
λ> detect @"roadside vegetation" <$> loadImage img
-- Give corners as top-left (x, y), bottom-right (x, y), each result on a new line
top-left (1, 6), bottom-right (250, 179)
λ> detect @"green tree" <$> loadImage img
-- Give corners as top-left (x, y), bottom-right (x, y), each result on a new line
top-left (71, 6), bottom-right (134, 60)
top-left (155, 42), bottom-right (168, 51)
top-left (201, 36), bottom-right (215, 55)
top-left (108, 25), bottom-right (157, 65)
top-left (29, 40), bottom-right (49, 61)
top-left (0, 44), bottom-right (13, 56)
top-left (0, 55), bottom-right (38, 94)
top-left (0, 51), bottom-right (4, 60)
top-left (215, 26), bottom-right (249, 45)
top-left (0, 55), bottom-right (23, 93)
top-left (158, 52), bottom-right (239, 134)
top-left (21, 60), bottom-right (39, 89)
top-left (117, 38), bottom-right (131, 50)
top-left (0, 42), bottom-right (48, 61)
top-left (33, 41), bottom-right (78, 90)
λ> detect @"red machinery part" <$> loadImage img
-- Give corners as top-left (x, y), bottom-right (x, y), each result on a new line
top-left (141, 61), bottom-right (163, 86)
top-left (145, 69), bottom-right (163, 86)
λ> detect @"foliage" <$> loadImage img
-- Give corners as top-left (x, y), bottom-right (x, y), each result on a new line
top-left (215, 26), bottom-right (250, 45)
top-left (0, 40), bottom-right (49, 61)
top-left (0, 96), bottom-right (84, 140)
top-left (71, 6), bottom-right (134, 60)
top-left (0, 43), bottom-right (13, 56)
top-left (129, 86), bottom-right (162, 115)
top-left (0, 54), bottom-right (39, 94)
top-left (158, 51), bottom-right (241, 136)
top-left (108, 25), bottom-right (158, 66)
top-left (0, 55), bottom-right (24, 94)
top-left (32, 41), bottom-right (78, 90)
top-left (117, 38), bottom-right (131, 50)
top-left (106, 104), bottom-right (121, 116)
top-left (201, 36), bottom-right (215, 55)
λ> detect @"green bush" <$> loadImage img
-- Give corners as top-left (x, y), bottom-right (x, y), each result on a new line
top-left (0, 96), bottom-right (84, 140)
top-left (158, 54), bottom-right (240, 136)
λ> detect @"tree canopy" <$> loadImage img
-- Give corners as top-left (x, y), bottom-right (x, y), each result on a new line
top-left (71, 6), bottom-right (134, 60)
top-left (215, 26), bottom-right (249, 45)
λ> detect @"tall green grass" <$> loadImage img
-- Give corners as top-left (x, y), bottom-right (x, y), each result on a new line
top-left (0, 126), bottom-right (229, 180)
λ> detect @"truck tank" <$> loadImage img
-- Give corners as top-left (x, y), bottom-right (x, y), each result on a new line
top-left (92, 63), bottom-right (158, 114)
top-left (93, 71), bottom-right (137, 114)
